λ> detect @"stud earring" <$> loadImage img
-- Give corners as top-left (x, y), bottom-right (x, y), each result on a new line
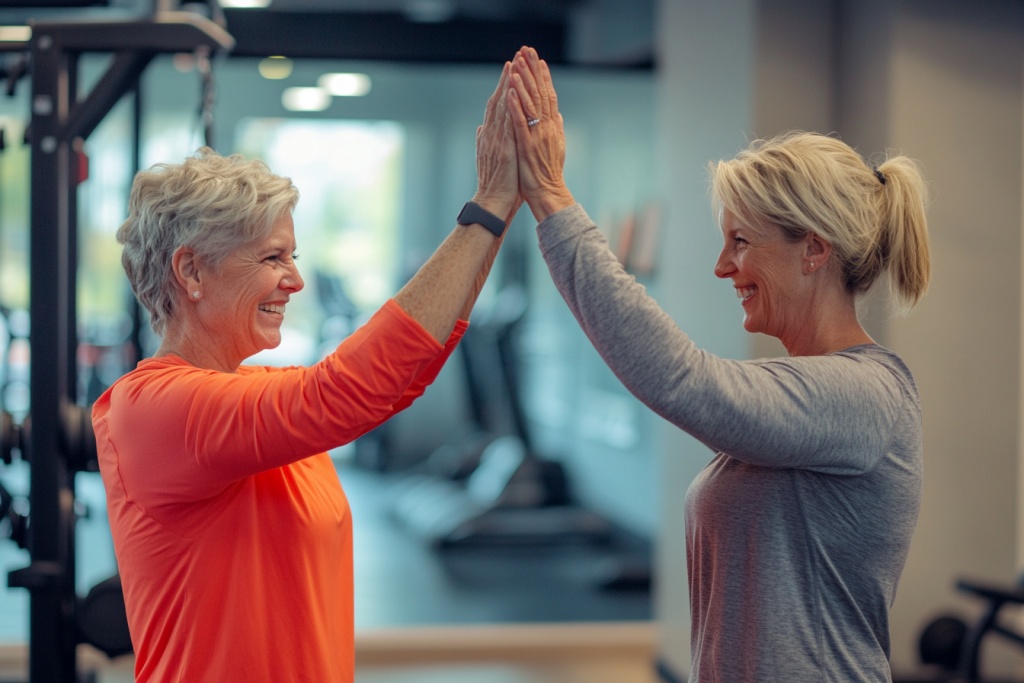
top-left (192, 291), bottom-right (201, 299)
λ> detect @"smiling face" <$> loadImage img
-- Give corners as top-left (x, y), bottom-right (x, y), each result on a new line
top-left (197, 212), bottom-right (304, 364)
top-left (714, 209), bottom-right (814, 339)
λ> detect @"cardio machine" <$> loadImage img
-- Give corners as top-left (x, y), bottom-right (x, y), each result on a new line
top-left (388, 284), bottom-right (613, 548)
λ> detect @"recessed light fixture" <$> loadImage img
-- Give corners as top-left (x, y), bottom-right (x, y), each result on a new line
top-left (0, 26), bottom-right (31, 42)
top-left (317, 73), bottom-right (371, 97)
top-left (259, 56), bottom-right (293, 80)
top-left (282, 87), bottom-right (331, 112)
top-left (403, 0), bottom-right (454, 23)
top-left (220, 0), bottom-right (273, 7)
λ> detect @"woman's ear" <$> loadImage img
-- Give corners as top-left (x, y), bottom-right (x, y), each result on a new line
top-left (171, 246), bottom-right (203, 300)
top-left (804, 232), bottom-right (832, 273)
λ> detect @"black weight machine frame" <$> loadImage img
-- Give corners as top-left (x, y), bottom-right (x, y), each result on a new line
top-left (0, 13), bottom-right (232, 683)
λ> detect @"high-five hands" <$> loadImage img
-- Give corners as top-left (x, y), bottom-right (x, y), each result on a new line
top-left (472, 60), bottom-right (523, 223)
top-left (507, 46), bottom-right (577, 222)
top-left (473, 46), bottom-right (576, 232)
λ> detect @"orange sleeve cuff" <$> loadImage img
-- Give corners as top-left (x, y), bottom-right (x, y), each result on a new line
top-left (379, 298), bottom-right (446, 354)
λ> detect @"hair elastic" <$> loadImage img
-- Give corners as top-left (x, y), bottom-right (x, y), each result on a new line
top-left (873, 167), bottom-right (886, 185)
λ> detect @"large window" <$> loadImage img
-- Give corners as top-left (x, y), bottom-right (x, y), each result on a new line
top-left (235, 118), bottom-right (404, 366)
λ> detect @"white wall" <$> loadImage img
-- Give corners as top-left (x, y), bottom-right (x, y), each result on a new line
top-left (654, 0), bottom-right (756, 675)
top-left (749, 0), bottom-right (836, 360)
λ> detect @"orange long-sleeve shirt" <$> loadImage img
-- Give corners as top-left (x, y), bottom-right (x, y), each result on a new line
top-left (93, 300), bottom-right (466, 683)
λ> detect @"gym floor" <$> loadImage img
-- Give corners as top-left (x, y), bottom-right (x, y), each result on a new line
top-left (338, 462), bottom-right (652, 628)
top-left (0, 460), bottom-right (655, 683)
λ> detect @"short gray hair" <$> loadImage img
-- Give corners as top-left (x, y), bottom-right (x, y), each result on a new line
top-left (117, 147), bottom-right (299, 334)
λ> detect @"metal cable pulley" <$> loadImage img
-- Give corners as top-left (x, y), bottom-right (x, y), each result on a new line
top-left (0, 12), bottom-right (234, 681)
top-left (195, 44), bottom-right (215, 148)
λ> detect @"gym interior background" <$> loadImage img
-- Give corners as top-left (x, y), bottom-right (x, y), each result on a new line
top-left (0, 0), bottom-right (1023, 682)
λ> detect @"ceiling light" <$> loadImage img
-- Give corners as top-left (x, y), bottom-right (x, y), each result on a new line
top-left (0, 26), bottom-right (31, 42)
top-left (317, 73), bottom-right (371, 97)
top-left (220, 0), bottom-right (272, 7)
top-left (282, 87), bottom-right (330, 112)
top-left (403, 0), bottom-right (454, 23)
top-left (259, 56), bottom-right (293, 80)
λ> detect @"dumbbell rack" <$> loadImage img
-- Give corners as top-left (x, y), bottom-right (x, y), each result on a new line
top-left (0, 14), bottom-right (232, 683)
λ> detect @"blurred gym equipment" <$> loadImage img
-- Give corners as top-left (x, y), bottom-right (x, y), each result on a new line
top-left (0, 4), bottom-right (232, 681)
top-left (390, 285), bottom-right (612, 548)
top-left (917, 572), bottom-right (1024, 682)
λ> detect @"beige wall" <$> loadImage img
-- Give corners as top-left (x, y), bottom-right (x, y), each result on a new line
top-left (656, 0), bottom-right (1024, 676)
top-left (755, 0), bottom-right (1024, 673)
top-left (870, 1), bottom-right (1024, 672)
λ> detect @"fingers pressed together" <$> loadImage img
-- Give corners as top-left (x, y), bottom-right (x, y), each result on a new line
top-left (478, 45), bottom-right (573, 222)
top-left (506, 46), bottom-right (559, 137)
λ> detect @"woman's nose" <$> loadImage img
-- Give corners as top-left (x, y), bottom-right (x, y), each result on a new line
top-left (282, 268), bottom-right (304, 293)
top-left (714, 252), bottom-right (734, 279)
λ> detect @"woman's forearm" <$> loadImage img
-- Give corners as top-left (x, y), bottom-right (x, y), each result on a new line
top-left (395, 216), bottom-right (502, 343)
top-left (456, 199), bottom-right (523, 321)
top-left (405, 58), bottom-right (519, 336)
top-left (457, 231), bottom-right (504, 322)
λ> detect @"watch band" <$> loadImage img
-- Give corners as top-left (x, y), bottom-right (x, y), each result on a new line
top-left (457, 201), bottom-right (506, 237)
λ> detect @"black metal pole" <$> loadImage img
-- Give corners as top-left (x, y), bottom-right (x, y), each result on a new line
top-left (26, 28), bottom-right (75, 683)
top-left (7, 17), bottom-right (233, 682)
top-left (128, 82), bottom-right (144, 365)
top-left (62, 50), bottom-right (82, 681)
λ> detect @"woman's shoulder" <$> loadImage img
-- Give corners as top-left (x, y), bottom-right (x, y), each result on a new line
top-left (92, 356), bottom-right (199, 427)
top-left (829, 343), bottom-right (920, 403)
top-left (747, 343), bottom-right (919, 405)
top-left (832, 343), bottom-right (914, 377)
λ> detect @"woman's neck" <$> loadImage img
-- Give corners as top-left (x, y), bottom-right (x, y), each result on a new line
top-left (156, 317), bottom-right (242, 373)
top-left (779, 293), bottom-right (874, 357)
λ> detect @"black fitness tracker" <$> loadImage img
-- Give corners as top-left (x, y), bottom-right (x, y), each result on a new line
top-left (457, 201), bottom-right (506, 237)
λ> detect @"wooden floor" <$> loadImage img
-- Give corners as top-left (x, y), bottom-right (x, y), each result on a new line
top-left (0, 622), bottom-right (661, 683)
top-left (356, 660), bottom-right (660, 683)
top-left (3, 659), bottom-right (660, 683)
top-left (354, 622), bottom-right (659, 683)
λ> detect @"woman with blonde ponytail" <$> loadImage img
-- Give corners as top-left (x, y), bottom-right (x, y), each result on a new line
top-left (509, 47), bottom-right (928, 683)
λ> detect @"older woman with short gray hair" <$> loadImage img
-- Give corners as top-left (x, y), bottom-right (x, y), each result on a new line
top-left (119, 149), bottom-right (301, 336)
top-left (93, 61), bottom-right (523, 683)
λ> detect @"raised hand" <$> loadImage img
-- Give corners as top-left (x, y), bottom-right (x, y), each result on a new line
top-left (472, 60), bottom-right (522, 222)
top-left (508, 46), bottom-right (576, 222)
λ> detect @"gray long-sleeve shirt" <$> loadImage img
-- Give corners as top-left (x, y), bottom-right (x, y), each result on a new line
top-left (537, 204), bottom-right (923, 683)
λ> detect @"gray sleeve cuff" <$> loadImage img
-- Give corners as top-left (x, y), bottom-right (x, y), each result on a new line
top-left (536, 203), bottom-right (596, 253)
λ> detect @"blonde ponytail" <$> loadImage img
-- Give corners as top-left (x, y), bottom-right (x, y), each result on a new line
top-left (873, 156), bottom-right (930, 312)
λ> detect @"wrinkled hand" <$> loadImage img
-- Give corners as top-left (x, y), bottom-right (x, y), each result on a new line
top-left (508, 46), bottom-right (575, 222)
top-left (473, 61), bottom-right (522, 222)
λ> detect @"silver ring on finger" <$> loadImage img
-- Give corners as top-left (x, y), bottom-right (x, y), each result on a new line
top-left (527, 117), bottom-right (541, 127)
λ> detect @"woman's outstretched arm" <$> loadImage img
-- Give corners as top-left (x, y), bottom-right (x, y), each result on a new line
top-left (507, 47), bottom-right (906, 474)
top-left (395, 61), bottom-right (522, 341)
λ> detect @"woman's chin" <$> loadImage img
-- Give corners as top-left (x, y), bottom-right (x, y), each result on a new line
top-left (743, 314), bottom-right (775, 337)
top-left (251, 330), bottom-right (283, 352)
